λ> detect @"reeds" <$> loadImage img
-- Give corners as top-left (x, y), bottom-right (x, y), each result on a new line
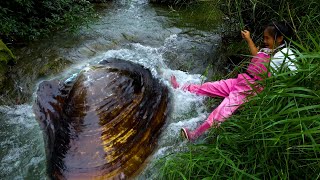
top-left (222, 0), bottom-right (320, 44)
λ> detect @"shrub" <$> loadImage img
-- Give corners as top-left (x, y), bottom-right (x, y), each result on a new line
top-left (0, 0), bottom-right (93, 41)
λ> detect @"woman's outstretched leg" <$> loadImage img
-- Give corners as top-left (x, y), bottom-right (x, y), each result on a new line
top-left (170, 75), bottom-right (237, 98)
top-left (181, 91), bottom-right (248, 141)
top-left (181, 121), bottom-right (211, 141)
top-left (170, 75), bottom-right (180, 89)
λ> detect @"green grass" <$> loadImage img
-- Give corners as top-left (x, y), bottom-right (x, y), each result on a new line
top-left (220, 0), bottom-right (320, 44)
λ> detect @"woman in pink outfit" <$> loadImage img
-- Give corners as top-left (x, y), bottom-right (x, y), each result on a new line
top-left (173, 22), bottom-right (297, 141)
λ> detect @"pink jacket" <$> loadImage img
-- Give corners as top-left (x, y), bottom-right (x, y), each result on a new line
top-left (246, 52), bottom-right (271, 80)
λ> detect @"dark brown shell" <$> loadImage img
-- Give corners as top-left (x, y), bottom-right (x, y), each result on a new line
top-left (33, 59), bottom-right (169, 179)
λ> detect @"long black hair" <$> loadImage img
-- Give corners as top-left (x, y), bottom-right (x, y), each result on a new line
top-left (265, 21), bottom-right (294, 44)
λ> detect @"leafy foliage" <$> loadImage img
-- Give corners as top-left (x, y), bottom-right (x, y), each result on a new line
top-left (0, 0), bottom-right (94, 41)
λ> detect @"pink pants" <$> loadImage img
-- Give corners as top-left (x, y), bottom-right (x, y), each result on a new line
top-left (184, 74), bottom-right (258, 125)
top-left (184, 52), bottom-right (270, 126)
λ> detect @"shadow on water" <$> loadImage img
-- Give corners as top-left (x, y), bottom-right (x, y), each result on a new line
top-left (0, 0), bottom-right (226, 179)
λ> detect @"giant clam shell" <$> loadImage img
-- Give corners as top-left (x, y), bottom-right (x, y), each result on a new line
top-left (33, 59), bottom-right (169, 179)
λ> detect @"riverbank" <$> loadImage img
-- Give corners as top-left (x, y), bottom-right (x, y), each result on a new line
top-left (156, 0), bottom-right (320, 179)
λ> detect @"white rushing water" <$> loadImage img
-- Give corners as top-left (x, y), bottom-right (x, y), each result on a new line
top-left (0, 105), bottom-right (46, 180)
top-left (0, 0), bottom-right (221, 179)
top-left (0, 35), bottom-right (210, 180)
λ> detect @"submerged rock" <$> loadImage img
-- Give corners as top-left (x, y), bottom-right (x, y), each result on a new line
top-left (33, 59), bottom-right (169, 179)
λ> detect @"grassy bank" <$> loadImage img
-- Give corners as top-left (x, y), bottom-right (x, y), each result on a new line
top-left (158, 50), bottom-right (320, 179)
top-left (157, 0), bottom-right (320, 179)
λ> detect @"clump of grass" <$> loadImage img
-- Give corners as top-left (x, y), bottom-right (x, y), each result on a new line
top-left (218, 0), bottom-right (320, 73)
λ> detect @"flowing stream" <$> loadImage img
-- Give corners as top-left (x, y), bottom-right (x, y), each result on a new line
top-left (0, 0), bottom-right (224, 179)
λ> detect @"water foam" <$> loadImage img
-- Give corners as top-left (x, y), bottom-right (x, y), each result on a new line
top-left (0, 105), bottom-right (46, 179)
top-left (3, 30), bottom-right (213, 179)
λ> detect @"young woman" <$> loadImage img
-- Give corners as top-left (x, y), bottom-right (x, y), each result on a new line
top-left (171, 21), bottom-right (297, 141)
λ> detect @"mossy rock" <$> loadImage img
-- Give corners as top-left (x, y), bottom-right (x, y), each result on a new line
top-left (0, 39), bottom-right (16, 65)
top-left (0, 61), bottom-right (6, 84)
top-left (0, 39), bottom-right (16, 88)
top-left (38, 57), bottom-right (72, 77)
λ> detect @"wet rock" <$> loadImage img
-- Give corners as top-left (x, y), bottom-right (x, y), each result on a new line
top-left (162, 30), bottom-right (222, 76)
top-left (0, 39), bottom-right (16, 86)
top-left (38, 57), bottom-right (72, 77)
top-left (0, 39), bottom-right (16, 65)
